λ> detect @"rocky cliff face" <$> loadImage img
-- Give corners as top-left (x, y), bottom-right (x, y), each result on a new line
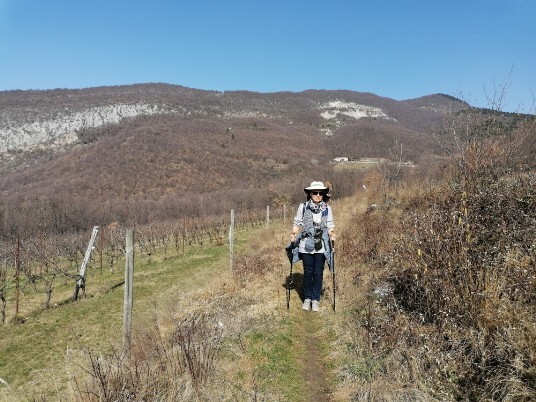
top-left (0, 102), bottom-right (184, 153)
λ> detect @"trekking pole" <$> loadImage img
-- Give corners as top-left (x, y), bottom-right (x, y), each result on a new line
top-left (287, 260), bottom-right (293, 310)
top-left (331, 239), bottom-right (336, 312)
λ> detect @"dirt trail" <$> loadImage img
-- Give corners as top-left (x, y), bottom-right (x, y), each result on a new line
top-left (282, 197), bottom-right (355, 401)
top-left (304, 315), bottom-right (333, 401)
top-left (292, 298), bottom-right (333, 402)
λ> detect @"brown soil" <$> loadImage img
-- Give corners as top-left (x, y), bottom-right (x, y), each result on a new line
top-left (296, 305), bottom-right (333, 402)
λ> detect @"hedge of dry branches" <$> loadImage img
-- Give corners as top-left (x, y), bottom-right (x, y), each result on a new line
top-left (339, 111), bottom-right (535, 400)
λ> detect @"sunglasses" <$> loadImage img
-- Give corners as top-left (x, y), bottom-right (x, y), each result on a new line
top-left (310, 191), bottom-right (324, 196)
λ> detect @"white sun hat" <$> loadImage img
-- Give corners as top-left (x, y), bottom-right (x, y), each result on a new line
top-left (304, 181), bottom-right (328, 192)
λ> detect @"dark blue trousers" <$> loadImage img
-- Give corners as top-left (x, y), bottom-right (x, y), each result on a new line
top-left (300, 252), bottom-right (325, 301)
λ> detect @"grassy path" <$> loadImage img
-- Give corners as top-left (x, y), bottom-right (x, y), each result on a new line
top-left (240, 200), bottom-right (356, 401)
top-left (301, 306), bottom-right (334, 401)
top-left (290, 276), bottom-right (335, 402)
top-left (239, 282), bottom-right (337, 402)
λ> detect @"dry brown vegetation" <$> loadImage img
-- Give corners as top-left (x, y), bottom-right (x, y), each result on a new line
top-left (336, 112), bottom-right (536, 400)
top-left (1, 84), bottom-right (476, 239)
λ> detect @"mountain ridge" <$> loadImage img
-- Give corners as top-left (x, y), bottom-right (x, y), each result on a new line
top-left (0, 84), bottom-right (473, 235)
top-left (0, 84), bottom-right (463, 154)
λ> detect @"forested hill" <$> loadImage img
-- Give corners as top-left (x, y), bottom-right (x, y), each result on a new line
top-left (0, 83), bottom-right (465, 156)
top-left (0, 83), bottom-right (521, 236)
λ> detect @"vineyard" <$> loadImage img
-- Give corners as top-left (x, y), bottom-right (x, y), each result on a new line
top-left (0, 206), bottom-right (286, 325)
top-left (0, 202), bottom-right (302, 399)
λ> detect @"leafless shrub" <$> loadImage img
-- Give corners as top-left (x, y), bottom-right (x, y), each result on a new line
top-left (172, 318), bottom-right (221, 393)
top-left (232, 230), bottom-right (278, 285)
top-left (383, 169), bottom-right (536, 397)
top-left (338, 102), bottom-right (536, 399)
top-left (74, 317), bottom-right (222, 401)
top-left (435, 102), bottom-right (532, 189)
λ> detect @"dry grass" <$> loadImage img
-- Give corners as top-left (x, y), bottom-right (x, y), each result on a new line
top-left (332, 125), bottom-right (536, 401)
top-left (65, 222), bottom-right (308, 401)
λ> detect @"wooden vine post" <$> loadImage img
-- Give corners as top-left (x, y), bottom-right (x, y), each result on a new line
top-left (73, 226), bottom-right (99, 301)
top-left (123, 228), bottom-right (134, 355)
top-left (229, 209), bottom-right (234, 272)
top-left (15, 235), bottom-right (20, 316)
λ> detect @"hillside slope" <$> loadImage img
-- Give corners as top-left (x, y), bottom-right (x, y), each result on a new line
top-left (0, 84), bottom-right (462, 165)
top-left (0, 84), bottom-right (469, 235)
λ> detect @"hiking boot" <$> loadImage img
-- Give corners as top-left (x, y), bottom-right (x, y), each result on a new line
top-left (312, 300), bottom-right (320, 312)
top-left (302, 299), bottom-right (311, 311)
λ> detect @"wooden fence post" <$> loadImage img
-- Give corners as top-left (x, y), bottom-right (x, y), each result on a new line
top-left (15, 235), bottom-right (20, 316)
top-left (229, 209), bottom-right (234, 272)
top-left (99, 226), bottom-right (104, 275)
top-left (123, 229), bottom-right (134, 355)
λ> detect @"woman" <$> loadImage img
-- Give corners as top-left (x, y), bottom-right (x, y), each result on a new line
top-left (290, 181), bottom-right (336, 312)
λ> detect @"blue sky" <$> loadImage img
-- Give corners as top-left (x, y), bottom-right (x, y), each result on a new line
top-left (1, 0), bottom-right (534, 112)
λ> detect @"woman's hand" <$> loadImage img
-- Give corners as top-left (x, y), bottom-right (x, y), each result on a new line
top-left (290, 226), bottom-right (300, 243)
top-left (329, 229), bottom-right (336, 241)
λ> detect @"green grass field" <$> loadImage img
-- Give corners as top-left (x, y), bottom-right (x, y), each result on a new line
top-left (0, 229), bottom-right (253, 400)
